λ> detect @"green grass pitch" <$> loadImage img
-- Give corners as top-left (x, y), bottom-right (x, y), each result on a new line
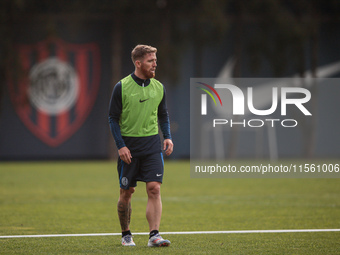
top-left (0, 160), bottom-right (339, 254)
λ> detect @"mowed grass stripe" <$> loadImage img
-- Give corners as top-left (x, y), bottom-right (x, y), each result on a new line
top-left (1, 160), bottom-right (339, 254)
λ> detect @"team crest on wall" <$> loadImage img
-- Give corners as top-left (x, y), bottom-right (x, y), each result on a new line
top-left (8, 38), bottom-right (101, 147)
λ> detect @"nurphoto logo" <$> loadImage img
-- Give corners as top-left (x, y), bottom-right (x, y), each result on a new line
top-left (190, 77), bottom-right (339, 179)
top-left (196, 81), bottom-right (312, 128)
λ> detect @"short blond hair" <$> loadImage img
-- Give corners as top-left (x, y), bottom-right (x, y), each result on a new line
top-left (131, 44), bottom-right (157, 63)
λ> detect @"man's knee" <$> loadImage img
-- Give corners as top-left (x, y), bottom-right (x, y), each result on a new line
top-left (120, 187), bottom-right (135, 201)
top-left (129, 187), bottom-right (135, 194)
top-left (146, 182), bottom-right (161, 198)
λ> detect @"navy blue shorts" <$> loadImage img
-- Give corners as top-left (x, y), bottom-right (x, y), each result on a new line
top-left (117, 153), bottom-right (164, 189)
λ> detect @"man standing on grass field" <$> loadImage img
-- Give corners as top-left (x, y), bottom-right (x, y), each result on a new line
top-left (108, 44), bottom-right (173, 247)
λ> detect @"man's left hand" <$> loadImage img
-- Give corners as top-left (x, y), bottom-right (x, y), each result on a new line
top-left (163, 139), bottom-right (174, 156)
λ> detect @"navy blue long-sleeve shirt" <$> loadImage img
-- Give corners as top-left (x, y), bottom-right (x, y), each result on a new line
top-left (108, 73), bottom-right (172, 157)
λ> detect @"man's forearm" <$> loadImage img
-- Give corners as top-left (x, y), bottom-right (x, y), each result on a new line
top-left (109, 116), bottom-right (126, 149)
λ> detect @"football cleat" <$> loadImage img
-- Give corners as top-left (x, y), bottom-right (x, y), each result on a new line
top-left (148, 234), bottom-right (171, 247)
top-left (121, 235), bottom-right (136, 246)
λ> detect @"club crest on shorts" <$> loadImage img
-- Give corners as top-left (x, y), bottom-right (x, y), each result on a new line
top-left (121, 177), bottom-right (129, 187)
top-left (7, 38), bottom-right (101, 147)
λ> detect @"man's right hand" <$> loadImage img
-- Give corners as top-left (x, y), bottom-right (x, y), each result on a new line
top-left (118, 146), bottom-right (132, 164)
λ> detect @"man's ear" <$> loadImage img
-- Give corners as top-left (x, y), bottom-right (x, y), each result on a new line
top-left (135, 60), bottom-right (141, 68)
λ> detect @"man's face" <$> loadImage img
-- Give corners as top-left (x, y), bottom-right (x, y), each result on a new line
top-left (139, 53), bottom-right (157, 79)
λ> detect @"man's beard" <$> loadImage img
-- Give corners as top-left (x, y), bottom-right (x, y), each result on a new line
top-left (141, 65), bottom-right (155, 79)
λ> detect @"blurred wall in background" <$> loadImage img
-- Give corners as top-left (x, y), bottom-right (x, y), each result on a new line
top-left (0, 0), bottom-right (339, 160)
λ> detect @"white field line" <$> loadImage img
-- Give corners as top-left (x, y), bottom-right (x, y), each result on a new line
top-left (1, 229), bottom-right (340, 239)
